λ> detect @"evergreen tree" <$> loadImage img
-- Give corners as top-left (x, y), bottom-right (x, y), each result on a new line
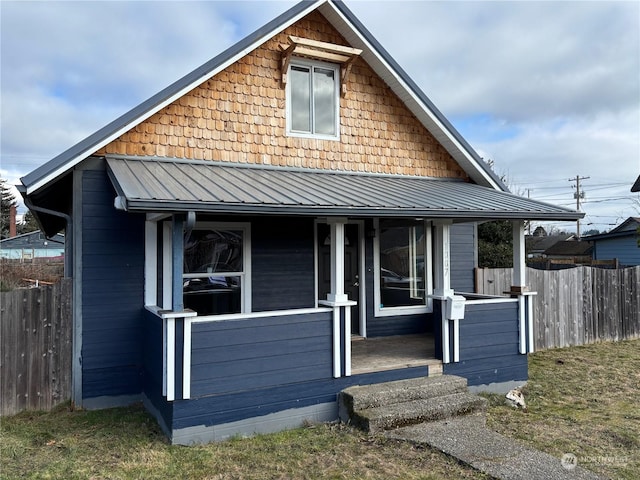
top-left (1, 178), bottom-right (17, 239)
top-left (18, 210), bottom-right (40, 235)
top-left (478, 220), bottom-right (513, 268)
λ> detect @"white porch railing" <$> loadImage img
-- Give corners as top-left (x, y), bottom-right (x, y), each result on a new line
top-left (438, 293), bottom-right (535, 364)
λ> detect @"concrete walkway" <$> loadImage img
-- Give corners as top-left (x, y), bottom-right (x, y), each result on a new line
top-left (386, 414), bottom-right (607, 480)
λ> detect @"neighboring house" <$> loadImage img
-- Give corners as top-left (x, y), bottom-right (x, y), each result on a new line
top-left (0, 230), bottom-right (65, 261)
top-left (586, 217), bottom-right (640, 267)
top-left (542, 239), bottom-right (593, 260)
top-left (18, 0), bottom-right (581, 444)
top-left (526, 233), bottom-right (575, 259)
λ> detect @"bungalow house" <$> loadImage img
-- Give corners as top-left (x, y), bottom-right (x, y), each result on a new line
top-left (586, 217), bottom-right (640, 267)
top-left (19, 0), bottom-right (581, 444)
top-left (0, 230), bottom-right (65, 261)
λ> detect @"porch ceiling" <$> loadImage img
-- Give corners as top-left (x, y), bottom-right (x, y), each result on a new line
top-left (106, 156), bottom-right (583, 221)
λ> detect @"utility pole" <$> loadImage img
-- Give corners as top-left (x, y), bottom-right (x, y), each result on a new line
top-left (569, 175), bottom-right (590, 239)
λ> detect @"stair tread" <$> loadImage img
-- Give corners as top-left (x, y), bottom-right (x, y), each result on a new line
top-left (341, 375), bottom-right (468, 410)
top-left (357, 392), bottom-right (487, 420)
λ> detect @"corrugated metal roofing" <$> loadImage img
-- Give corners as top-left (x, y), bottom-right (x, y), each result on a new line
top-left (106, 157), bottom-right (582, 221)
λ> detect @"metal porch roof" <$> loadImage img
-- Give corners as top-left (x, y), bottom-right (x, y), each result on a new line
top-left (106, 157), bottom-right (582, 221)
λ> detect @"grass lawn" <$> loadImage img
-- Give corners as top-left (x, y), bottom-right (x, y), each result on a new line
top-left (2, 339), bottom-right (638, 479)
top-left (483, 338), bottom-right (640, 479)
top-left (0, 406), bottom-right (485, 480)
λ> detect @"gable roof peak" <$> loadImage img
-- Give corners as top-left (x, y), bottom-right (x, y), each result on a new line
top-left (21, 0), bottom-right (506, 195)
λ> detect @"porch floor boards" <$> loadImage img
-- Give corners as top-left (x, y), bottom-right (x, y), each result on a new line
top-left (351, 334), bottom-right (440, 375)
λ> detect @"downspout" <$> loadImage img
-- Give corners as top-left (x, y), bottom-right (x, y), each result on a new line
top-left (21, 194), bottom-right (73, 277)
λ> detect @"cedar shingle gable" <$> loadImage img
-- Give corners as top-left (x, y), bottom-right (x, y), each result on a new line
top-left (97, 11), bottom-right (466, 179)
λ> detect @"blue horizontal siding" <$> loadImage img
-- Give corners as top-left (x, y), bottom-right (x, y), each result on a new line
top-left (81, 169), bottom-right (145, 400)
top-left (193, 336), bottom-right (327, 364)
top-left (365, 313), bottom-right (430, 337)
top-left (82, 367), bottom-right (142, 398)
top-left (594, 236), bottom-right (640, 266)
top-left (142, 310), bottom-right (173, 432)
top-left (190, 311), bottom-right (333, 397)
top-left (172, 366), bottom-right (427, 430)
top-left (251, 217), bottom-right (315, 311)
top-left (450, 223), bottom-right (476, 292)
top-left (443, 300), bottom-right (527, 386)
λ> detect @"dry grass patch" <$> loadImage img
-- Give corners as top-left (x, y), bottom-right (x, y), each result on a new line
top-left (0, 404), bottom-right (486, 480)
top-left (3, 340), bottom-right (638, 479)
top-left (484, 338), bottom-right (640, 480)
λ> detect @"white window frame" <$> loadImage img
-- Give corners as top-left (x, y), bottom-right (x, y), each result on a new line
top-left (373, 219), bottom-right (433, 317)
top-left (183, 221), bottom-right (252, 315)
top-left (285, 57), bottom-right (340, 141)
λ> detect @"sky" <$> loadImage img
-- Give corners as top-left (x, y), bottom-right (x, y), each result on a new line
top-left (1, 0), bottom-right (639, 235)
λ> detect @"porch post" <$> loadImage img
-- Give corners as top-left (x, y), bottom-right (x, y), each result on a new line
top-left (327, 217), bottom-right (348, 303)
top-left (511, 220), bottom-right (527, 292)
top-left (318, 217), bottom-right (355, 378)
top-left (162, 222), bottom-right (172, 310)
top-left (172, 214), bottom-right (185, 312)
top-left (433, 221), bottom-right (455, 364)
top-left (433, 221), bottom-right (454, 298)
top-left (144, 220), bottom-right (157, 307)
top-left (512, 220), bottom-right (536, 354)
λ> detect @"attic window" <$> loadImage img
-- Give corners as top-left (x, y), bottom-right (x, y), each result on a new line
top-left (280, 35), bottom-right (362, 96)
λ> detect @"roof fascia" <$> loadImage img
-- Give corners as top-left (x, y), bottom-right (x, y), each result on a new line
top-left (120, 199), bottom-right (582, 221)
top-left (324, 1), bottom-right (507, 191)
top-left (21, 0), bottom-right (326, 195)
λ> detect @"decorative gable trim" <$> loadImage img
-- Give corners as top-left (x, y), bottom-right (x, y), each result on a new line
top-left (280, 35), bottom-right (362, 95)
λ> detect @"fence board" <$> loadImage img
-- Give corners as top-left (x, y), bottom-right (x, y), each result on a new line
top-left (1, 279), bottom-right (72, 416)
top-left (475, 266), bottom-right (640, 350)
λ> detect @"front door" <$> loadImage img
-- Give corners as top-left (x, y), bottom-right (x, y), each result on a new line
top-left (318, 223), bottom-right (360, 334)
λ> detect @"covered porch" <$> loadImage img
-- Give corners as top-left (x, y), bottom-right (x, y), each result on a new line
top-left (107, 156), bottom-right (580, 397)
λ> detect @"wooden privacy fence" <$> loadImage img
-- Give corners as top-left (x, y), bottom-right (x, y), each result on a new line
top-left (1, 279), bottom-right (72, 416)
top-left (475, 266), bottom-right (640, 350)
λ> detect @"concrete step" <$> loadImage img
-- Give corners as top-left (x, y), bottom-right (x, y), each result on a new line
top-left (347, 391), bottom-right (488, 434)
top-left (339, 375), bottom-right (468, 414)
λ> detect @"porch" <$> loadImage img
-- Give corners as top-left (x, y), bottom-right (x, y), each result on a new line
top-left (351, 333), bottom-right (441, 375)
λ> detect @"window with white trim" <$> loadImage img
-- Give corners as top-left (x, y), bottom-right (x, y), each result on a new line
top-left (183, 223), bottom-right (251, 315)
top-left (374, 219), bottom-right (432, 316)
top-left (287, 59), bottom-right (340, 139)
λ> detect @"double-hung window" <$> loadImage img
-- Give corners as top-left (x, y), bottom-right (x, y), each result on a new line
top-left (374, 219), bottom-right (432, 316)
top-left (182, 222), bottom-right (251, 316)
top-left (287, 59), bottom-right (339, 139)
